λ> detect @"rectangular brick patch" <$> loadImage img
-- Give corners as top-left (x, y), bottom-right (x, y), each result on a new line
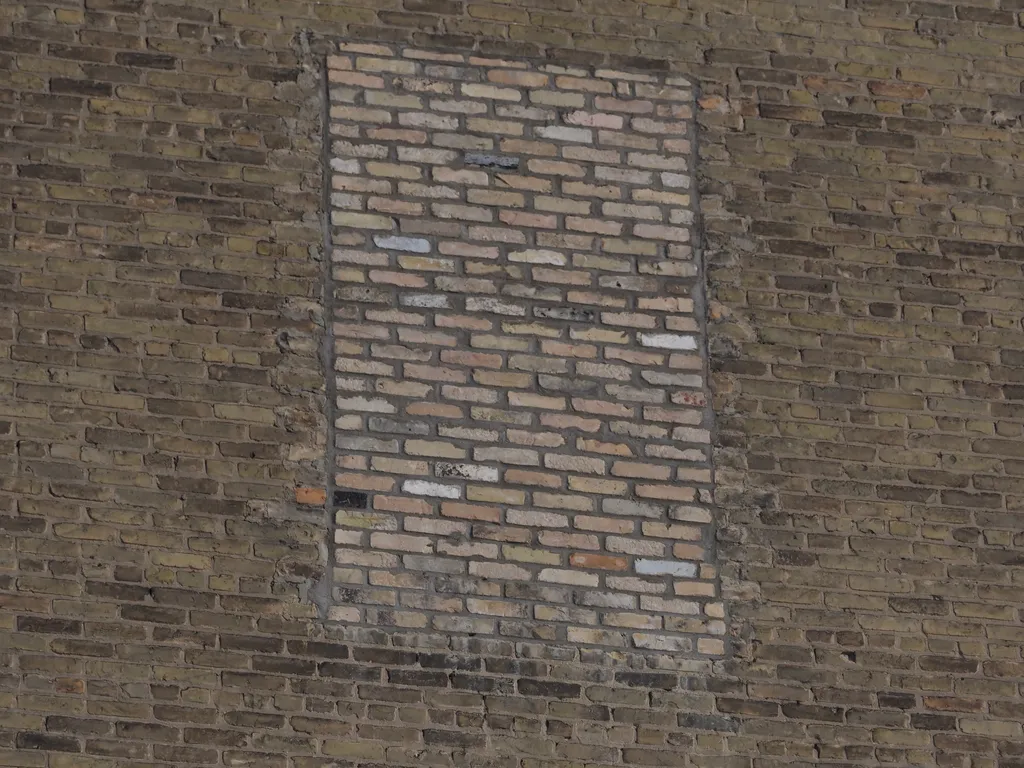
top-left (327, 42), bottom-right (719, 655)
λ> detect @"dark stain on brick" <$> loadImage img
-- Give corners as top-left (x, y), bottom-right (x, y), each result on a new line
top-left (333, 490), bottom-right (368, 508)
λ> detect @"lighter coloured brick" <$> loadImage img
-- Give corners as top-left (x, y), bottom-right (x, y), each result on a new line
top-left (506, 509), bottom-right (568, 528)
top-left (638, 333), bottom-right (697, 350)
top-left (401, 480), bottom-right (461, 499)
top-left (373, 235), bottom-right (431, 252)
top-left (539, 569), bottom-right (599, 587)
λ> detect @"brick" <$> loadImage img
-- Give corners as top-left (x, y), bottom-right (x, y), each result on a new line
top-left (538, 568), bottom-right (599, 587)
top-left (402, 480), bottom-right (461, 499)
top-left (373, 235), bottom-right (431, 252)
top-left (570, 553), bottom-right (629, 571)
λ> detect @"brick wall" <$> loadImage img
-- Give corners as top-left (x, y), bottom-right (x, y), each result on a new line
top-left (4, 1), bottom-right (1024, 767)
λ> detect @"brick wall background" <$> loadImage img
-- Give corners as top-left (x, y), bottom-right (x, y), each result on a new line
top-left (3, 1), bottom-right (1024, 767)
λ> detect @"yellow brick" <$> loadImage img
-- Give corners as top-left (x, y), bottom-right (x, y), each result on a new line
top-left (567, 477), bottom-right (628, 495)
top-left (502, 546), bottom-right (560, 565)
top-left (88, 99), bottom-right (151, 117)
top-left (213, 404), bottom-right (275, 424)
top-left (151, 553), bottom-right (212, 570)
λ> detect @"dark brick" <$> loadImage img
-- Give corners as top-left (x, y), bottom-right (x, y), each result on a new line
top-left (16, 615), bottom-right (82, 634)
top-left (221, 635), bottom-right (285, 654)
top-left (823, 111), bottom-right (884, 128)
top-left (285, 640), bottom-right (349, 658)
top-left (615, 672), bottom-right (678, 690)
top-left (50, 78), bottom-right (113, 97)
top-left (46, 717), bottom-right (111, 736)
top-left (781, 704), bottom-right (843, 722)
top-left (517, 679), bottom-right (581, 699)
top-left (451, 673), bottom-right (514, 693)
top-left (911, 713), bottom-right (957, 730)
top-left (677, 714), bottom-right (738, 732)
top-left (464, 153), bottom-right (519, 169)
top-left (333, 490), bottom-right (368, 508)
top-left (19, 164), bottom-right (82, 182)
top-left (16, 733), bottom-right (81, 752)
top-left (389, 670), bottom-right (449, 687)
top-left (318, 662), bottom-right (384, 682)
top-left (717, 699), bottom-right (780, 717)
top-left (184, 729), bottom-right (249, 747)
top-left (423, 729), bottom-right (486, 748)
top-left (114, 723), bottom-right (179, 742)
top-left (247, 66), bottom-right (304, 82)
top-left (114, 51), bottom-right (177, 69)
top-left (775, 276), bottom-right (833, 294)
top-left (120, 606), bottom-right (185, 624)
top-left (252, 656), bottom-right (317, 675)
top-left (919, 656), bottom-right (979, 674)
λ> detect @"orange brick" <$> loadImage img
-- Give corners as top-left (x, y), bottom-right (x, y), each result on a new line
top-left (570, 553), bottom-right (629, 571)
top-left (295, 487), bottom-right (326, 505)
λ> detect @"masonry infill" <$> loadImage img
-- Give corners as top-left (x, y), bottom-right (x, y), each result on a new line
top-left (325, 42), bottom-right (720, 656)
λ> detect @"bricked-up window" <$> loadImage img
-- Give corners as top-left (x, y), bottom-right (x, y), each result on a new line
top-left (327, 43), bottom-right (721, 655)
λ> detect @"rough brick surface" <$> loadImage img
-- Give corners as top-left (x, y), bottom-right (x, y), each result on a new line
top-left (3, 0), bottom-right (1024, 767)
top-left (327, 45), bottom-right (717, 652)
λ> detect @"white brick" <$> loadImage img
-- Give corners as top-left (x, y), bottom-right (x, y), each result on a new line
top-left (330, 157), bottom-right (361, 172)
top-left (401, 294), bottom-right (450, 309)
top-left (536, 125), bottom-right (592, 143)
top-left (661, 171), bottom-right (691, 188)
top-left (373, 235), bottom-right (431, 252)
top-left (336, 396), bottom-right (396, 413)
top-left (397, 147), bottom-right (458, 164)
top-left (466, 297), bottom-right (527, 316)
top-left (635, 560), bottom-right (697, 577)
top-left (633, 223), bottom-right (690, 242)
top-left (638, 333), bottom-right (697, 350)
top-left (435, 463), bottom-right (500, 482)
top-left (402, 480), bottom-right (461, 499)
top-left (508, 249), bottom-right (566, 265)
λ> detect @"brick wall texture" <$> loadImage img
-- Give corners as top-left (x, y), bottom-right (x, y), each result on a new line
top-left (3, 1), bottom-right (1024, 767)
